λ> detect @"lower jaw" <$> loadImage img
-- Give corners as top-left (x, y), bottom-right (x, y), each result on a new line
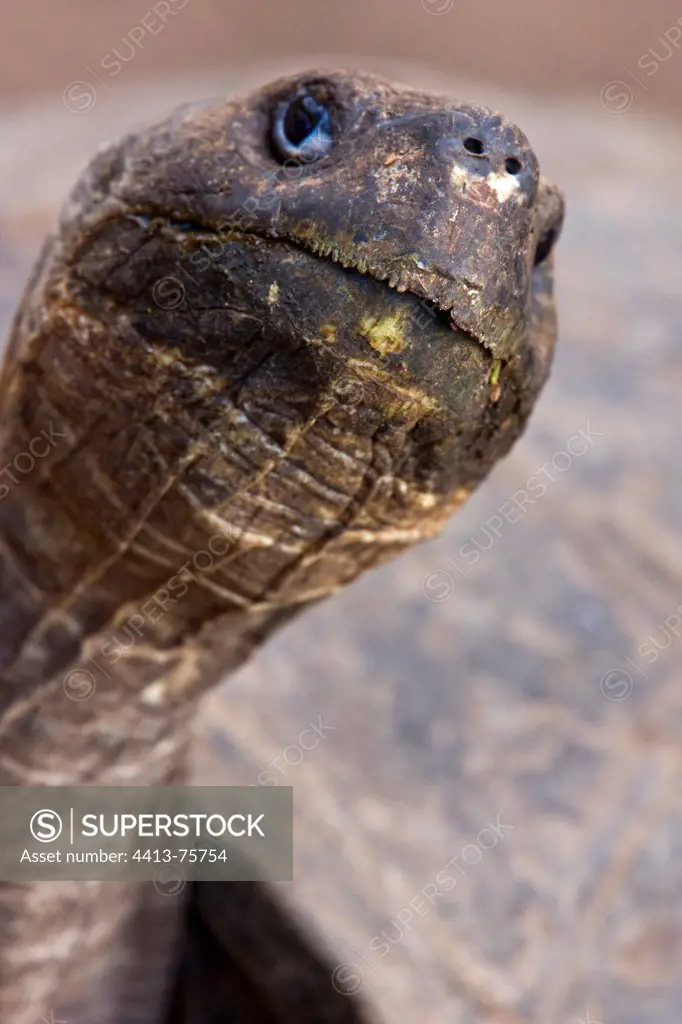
top-left (158, 222), bottom-right (498, 423)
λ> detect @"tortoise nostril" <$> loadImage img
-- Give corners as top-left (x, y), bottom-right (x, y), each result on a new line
top-left (463, 136), bottom-right (485, 156)
top-left (505, 157), bottom-right (522, 175)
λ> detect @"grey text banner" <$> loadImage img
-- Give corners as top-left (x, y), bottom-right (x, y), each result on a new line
top-left (0, 786), bottom-right (293, 882)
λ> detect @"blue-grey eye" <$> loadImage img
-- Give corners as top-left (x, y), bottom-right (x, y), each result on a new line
top-left (272, 94), bottom-right (333, 163)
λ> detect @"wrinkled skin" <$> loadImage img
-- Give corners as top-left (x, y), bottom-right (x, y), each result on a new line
top-left (0, 72), bottom-right (562, 1023)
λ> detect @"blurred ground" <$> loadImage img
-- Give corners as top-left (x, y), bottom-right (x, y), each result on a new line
top-left (2, 0), bottom-right (682, 118)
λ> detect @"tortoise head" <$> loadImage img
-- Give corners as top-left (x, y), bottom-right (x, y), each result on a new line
top-left (61, 71), bottom-right (562, 504)
top-left (17, 69), bottom-right (564, 569)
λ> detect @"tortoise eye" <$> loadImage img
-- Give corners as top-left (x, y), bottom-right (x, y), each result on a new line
top-left (272, 93), bottom-right (333, 163)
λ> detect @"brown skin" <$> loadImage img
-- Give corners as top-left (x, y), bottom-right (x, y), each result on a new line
top-left (0, 71), bottom-right (562, 1023)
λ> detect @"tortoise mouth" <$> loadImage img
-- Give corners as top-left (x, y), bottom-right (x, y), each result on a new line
top-left (79, 207), bottom-right (545, 415)
top-left (153, 214), bottom-right (493, 352)
top-left (119, 213), bottom-right (501, 419)
top-left (156, 216), bottom-right (552, 406)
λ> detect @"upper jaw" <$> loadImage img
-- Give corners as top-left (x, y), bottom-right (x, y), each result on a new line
top-left (204, 182), bottom-right (540, 364)
top-left (245, 171), bottom-right (564, 365)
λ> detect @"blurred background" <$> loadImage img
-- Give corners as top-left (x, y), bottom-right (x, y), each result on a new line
top-left (2, 4), bottom-right (682, 1024)
top-left (2, 0), bottom-right (682, 115)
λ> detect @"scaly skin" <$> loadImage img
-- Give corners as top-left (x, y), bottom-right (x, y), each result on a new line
top-left (0, 71), bottom-right (562, 1023)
